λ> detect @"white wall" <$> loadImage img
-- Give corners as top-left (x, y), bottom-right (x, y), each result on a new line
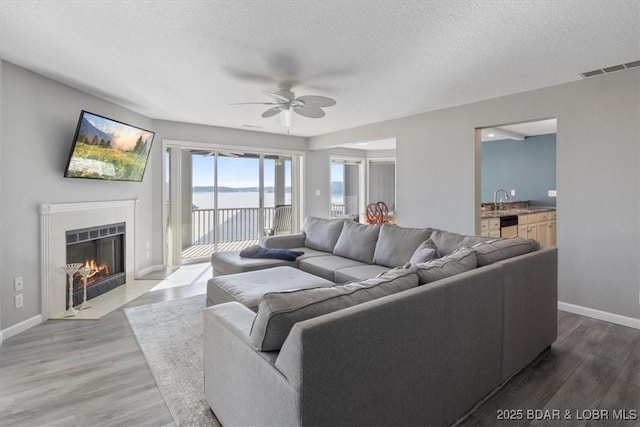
top-left (0, 61), bottom-right (158, 329)
top-left (0, 60), bottom-right (4, 337)
top-left (310, 69), bottom-right (640, 321)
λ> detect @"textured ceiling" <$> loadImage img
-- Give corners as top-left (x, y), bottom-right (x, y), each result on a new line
top-left (1, 1), bottom-right (638, 137)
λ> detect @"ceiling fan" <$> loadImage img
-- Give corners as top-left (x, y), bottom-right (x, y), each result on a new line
top-left (231, 85), bottom-right (336, 133)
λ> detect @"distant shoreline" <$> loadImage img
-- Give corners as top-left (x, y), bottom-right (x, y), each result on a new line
top-left (193, 182), bottom-right (343, 194)
top-left (193, 186), bottom-right (290, 193)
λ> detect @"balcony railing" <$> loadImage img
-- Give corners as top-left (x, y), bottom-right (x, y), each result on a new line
top-left (330, 203), bottom-right (345, 217)
top-left (191, 207), bottom-right (276, 245)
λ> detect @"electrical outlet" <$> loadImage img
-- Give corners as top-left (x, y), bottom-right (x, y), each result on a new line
top-left (14, 276), bottom-right (24, 292)
top-left (548, 190), bottom-right (557, 197)
top-left (315, 189), bottom-right (321, 196)
top-left (510, 189), bottom-right (516, 197)
top-left (15, 294), bottom-right (23, 308)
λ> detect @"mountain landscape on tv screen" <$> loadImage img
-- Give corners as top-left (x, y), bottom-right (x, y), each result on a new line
top-left (78, 117), bottom-right (113, 146)
top-left (65, 113), bottom-right (154, 181)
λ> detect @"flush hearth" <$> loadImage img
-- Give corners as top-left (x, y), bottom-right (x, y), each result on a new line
top-left (65, 222), bottom-right (126, 308)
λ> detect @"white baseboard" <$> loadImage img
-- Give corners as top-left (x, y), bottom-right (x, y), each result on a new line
top-left (558, 301), bottom-right (640, 330)
top-left (1, 314), bottom-right (43, 343)
top-left (136, 264), bottom-right (164, 278)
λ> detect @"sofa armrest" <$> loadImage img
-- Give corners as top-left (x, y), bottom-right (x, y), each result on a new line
top-left (497, 247), bottom-right (558, 380)
top-left (204, 302), bottom-right (255, 344)
top-left (275, 265), bottom-right (504, 426)
top-left (203, 302), bottom-right (300, 426)
top-left (261, 233), bottom-right (306, 249)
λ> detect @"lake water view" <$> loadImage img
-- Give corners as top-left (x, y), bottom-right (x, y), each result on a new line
top-left (192, 190), bottom-right (342, 209)
top-left (193, 191), bottom-right (291, 209)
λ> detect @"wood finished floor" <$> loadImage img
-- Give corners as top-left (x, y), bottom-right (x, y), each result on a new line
top-left (0, 266), bottom-right (209, 427)
top-left (1, 269), bottom-right (639, 426)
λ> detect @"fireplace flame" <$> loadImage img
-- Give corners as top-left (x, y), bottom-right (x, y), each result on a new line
top-left (83, 259), bottom-right (109, 280)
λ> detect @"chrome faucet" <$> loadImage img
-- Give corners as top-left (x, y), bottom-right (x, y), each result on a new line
top-left (494, 189), bottom-right (510, 210)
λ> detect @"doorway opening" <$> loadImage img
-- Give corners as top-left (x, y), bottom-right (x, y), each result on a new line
top-left (476, 118), bottom-right (557, 247)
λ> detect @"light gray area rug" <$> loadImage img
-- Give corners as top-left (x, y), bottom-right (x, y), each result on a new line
top-left (124, 295), bottom-right (221, 427)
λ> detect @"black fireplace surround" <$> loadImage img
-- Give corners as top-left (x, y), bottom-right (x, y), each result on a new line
top-left (65, 222), bottom-right (126, 308)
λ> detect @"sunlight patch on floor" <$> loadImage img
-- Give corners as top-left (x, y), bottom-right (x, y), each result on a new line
top-left (150, 262), bottom-right (212, 291)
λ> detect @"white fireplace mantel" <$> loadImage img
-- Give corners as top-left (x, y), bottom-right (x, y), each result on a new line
top-left (40, 199), bottom-right (138, 320)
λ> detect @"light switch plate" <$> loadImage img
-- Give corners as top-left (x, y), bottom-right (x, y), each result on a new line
top-left (14, 276), bottom-right (24, 292)
top-left (548, 190), bottom-right (557, 197)
top-left (15, 294), bottom-right (23, 308)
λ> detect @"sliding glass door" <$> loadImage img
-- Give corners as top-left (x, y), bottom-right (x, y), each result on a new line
top-left (165, 145), bottom-right (300, 264)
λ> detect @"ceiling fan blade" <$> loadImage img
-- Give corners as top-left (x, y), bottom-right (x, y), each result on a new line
top-left (228, 102), bottom-right (278, 105)
top-left (296, 95), bottom-right (336, 108)
top-left (262, 91), bottom-right (291, 103)
top-left (218, 151), bottom-right (240, 158)
top-left (261, 107), bottom-right (282, 118)
top-left (294, 106), bottom-right (325, 118)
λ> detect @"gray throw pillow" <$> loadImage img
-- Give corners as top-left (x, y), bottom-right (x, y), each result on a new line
top-left (333, 221), bottom-right (380, 264)
top-left (429, 229), bottom-right (493, 256)
top-left (373, 224), bottom-right (432, 268)
top-left (249, 267), bottom-right (419, 351)
top-left (415, 247), bottom-right (477, 284)
top-left (302, 216), bottom-right (346, 253)
top-left (472, 237), bottom-right (539, 266)
top-left (409, 239), bottom-right (440, 264)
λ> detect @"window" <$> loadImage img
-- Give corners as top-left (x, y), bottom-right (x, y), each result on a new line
top-left (330, 158), bottom-right (363, 219)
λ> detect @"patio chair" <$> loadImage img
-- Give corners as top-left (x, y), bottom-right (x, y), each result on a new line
top-left (265, 204), bottom-right (292, 236)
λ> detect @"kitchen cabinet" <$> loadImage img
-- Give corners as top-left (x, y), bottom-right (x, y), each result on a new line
top-left (537, 222), bottom-right (549, 246)
top-left (536, 212), bottom-right (549, 247)
top-left (484, 209), bottom-right (556, 245)
top-left (519, 211), bottom-right (556, 247)
top-left (518, 214), bottom-right (537, 241)
top-left (548, 219), bottom-right (557, 246)
top-left (480, 218), bottom-right (501, 238)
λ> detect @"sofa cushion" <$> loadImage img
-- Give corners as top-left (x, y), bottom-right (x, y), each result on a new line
top-left (334, 264), bottom-right (391, 283)
top-left (373, 224), bottom-right (432, 268)
top-left (302, 216), bottom-right (346, 252)
top-left (249, 267), bottom-right (419, 351)
top-left (211, 246), bottom-right (331, 276)
top-left (211, 250), bottom-right (297, 275)
top-left (409, 239), bottom-right (440, 264)
top-left (289, 247), bottom-right (334, 260)
top-left (299, 255), bottom-right (366, 281)
top-left (429, 229), bottom-right (493, 256)
top-left (473, 237), bottom-right (539, 266)
top-left (332, 221), bottom-right (380, 264)
top-left (415, 247), bottom-right (477, 284)
top-left (207, 266), bottom-right (334, 310)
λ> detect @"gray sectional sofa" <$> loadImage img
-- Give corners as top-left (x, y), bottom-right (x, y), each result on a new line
top-left (204, 216), bottom-right (558, 426)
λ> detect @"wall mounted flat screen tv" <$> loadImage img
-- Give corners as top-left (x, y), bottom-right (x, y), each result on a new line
top-left (64, 111), bottom-right (155, 182)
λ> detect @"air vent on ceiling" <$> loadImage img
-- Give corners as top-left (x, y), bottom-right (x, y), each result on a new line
top-left (581, 60), bottom-right (640, 78)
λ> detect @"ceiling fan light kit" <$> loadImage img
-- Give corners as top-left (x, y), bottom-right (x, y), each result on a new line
top-left (280, 109), bottom-right (292, 128)
top-left (231, 87), bottom-right (336, 134)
